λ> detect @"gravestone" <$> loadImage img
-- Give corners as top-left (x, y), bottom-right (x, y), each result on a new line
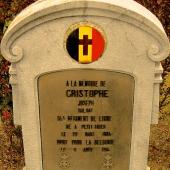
top-left (1, 0), bottom-right (170, 170)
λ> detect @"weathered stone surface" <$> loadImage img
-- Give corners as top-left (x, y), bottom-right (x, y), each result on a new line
top-left (1, 0), bottom-right (170, 170)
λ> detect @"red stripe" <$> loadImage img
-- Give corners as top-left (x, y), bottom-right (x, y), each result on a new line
top-left (92, 28), bottom-right (105, 61)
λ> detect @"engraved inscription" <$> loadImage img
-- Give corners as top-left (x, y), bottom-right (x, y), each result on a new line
top-left (38, 69), bottom-right (134, 170)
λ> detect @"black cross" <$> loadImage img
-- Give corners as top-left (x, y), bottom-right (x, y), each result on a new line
top-left (79, 35), bottom-right (92, 55)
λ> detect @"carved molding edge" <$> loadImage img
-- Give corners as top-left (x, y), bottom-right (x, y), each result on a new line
top-left (148, 44), bottom-right (165, 124)
top-left (148, 44), bottom-right (169, 62)
top-left (1, 1), bottom-right (170, 63)
top-left (9, 63), bottom-right (22, 125)
top-left (9, 64), bottom-right (18, 85)
top-left (151, 62), bottom-right (163, 124)
top-left (1, 42), bottom-right (24, 63)
top-left (1, 43), bottom-right (24, 125)
top-left (1, 43), bottom-right (23, 88)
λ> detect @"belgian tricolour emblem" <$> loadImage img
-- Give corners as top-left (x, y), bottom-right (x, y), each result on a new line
top-left (66, 25), bottom-right (105, 64)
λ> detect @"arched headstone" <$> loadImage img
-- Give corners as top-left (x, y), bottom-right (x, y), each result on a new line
top-left (1, 0), bottom-right (170, 170)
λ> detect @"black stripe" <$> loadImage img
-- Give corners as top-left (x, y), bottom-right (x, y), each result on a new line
top-left (66, 28), bottom-right (79, 61)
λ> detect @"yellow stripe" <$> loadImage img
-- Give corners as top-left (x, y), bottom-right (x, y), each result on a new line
top-left (79, 26), bottom-right (92, 39)
top-left (79, 26), bottom-right (92, 63)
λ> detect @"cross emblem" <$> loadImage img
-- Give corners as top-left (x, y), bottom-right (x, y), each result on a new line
top-left (79, 35), bottom-right (92, 55)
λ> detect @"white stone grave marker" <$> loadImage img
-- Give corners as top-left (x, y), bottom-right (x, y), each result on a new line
top-left (1, 0), bottom-right (170, 170)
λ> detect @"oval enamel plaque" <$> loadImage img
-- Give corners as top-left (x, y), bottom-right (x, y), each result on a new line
top-left (66, 25), bottom-right (105, 64)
